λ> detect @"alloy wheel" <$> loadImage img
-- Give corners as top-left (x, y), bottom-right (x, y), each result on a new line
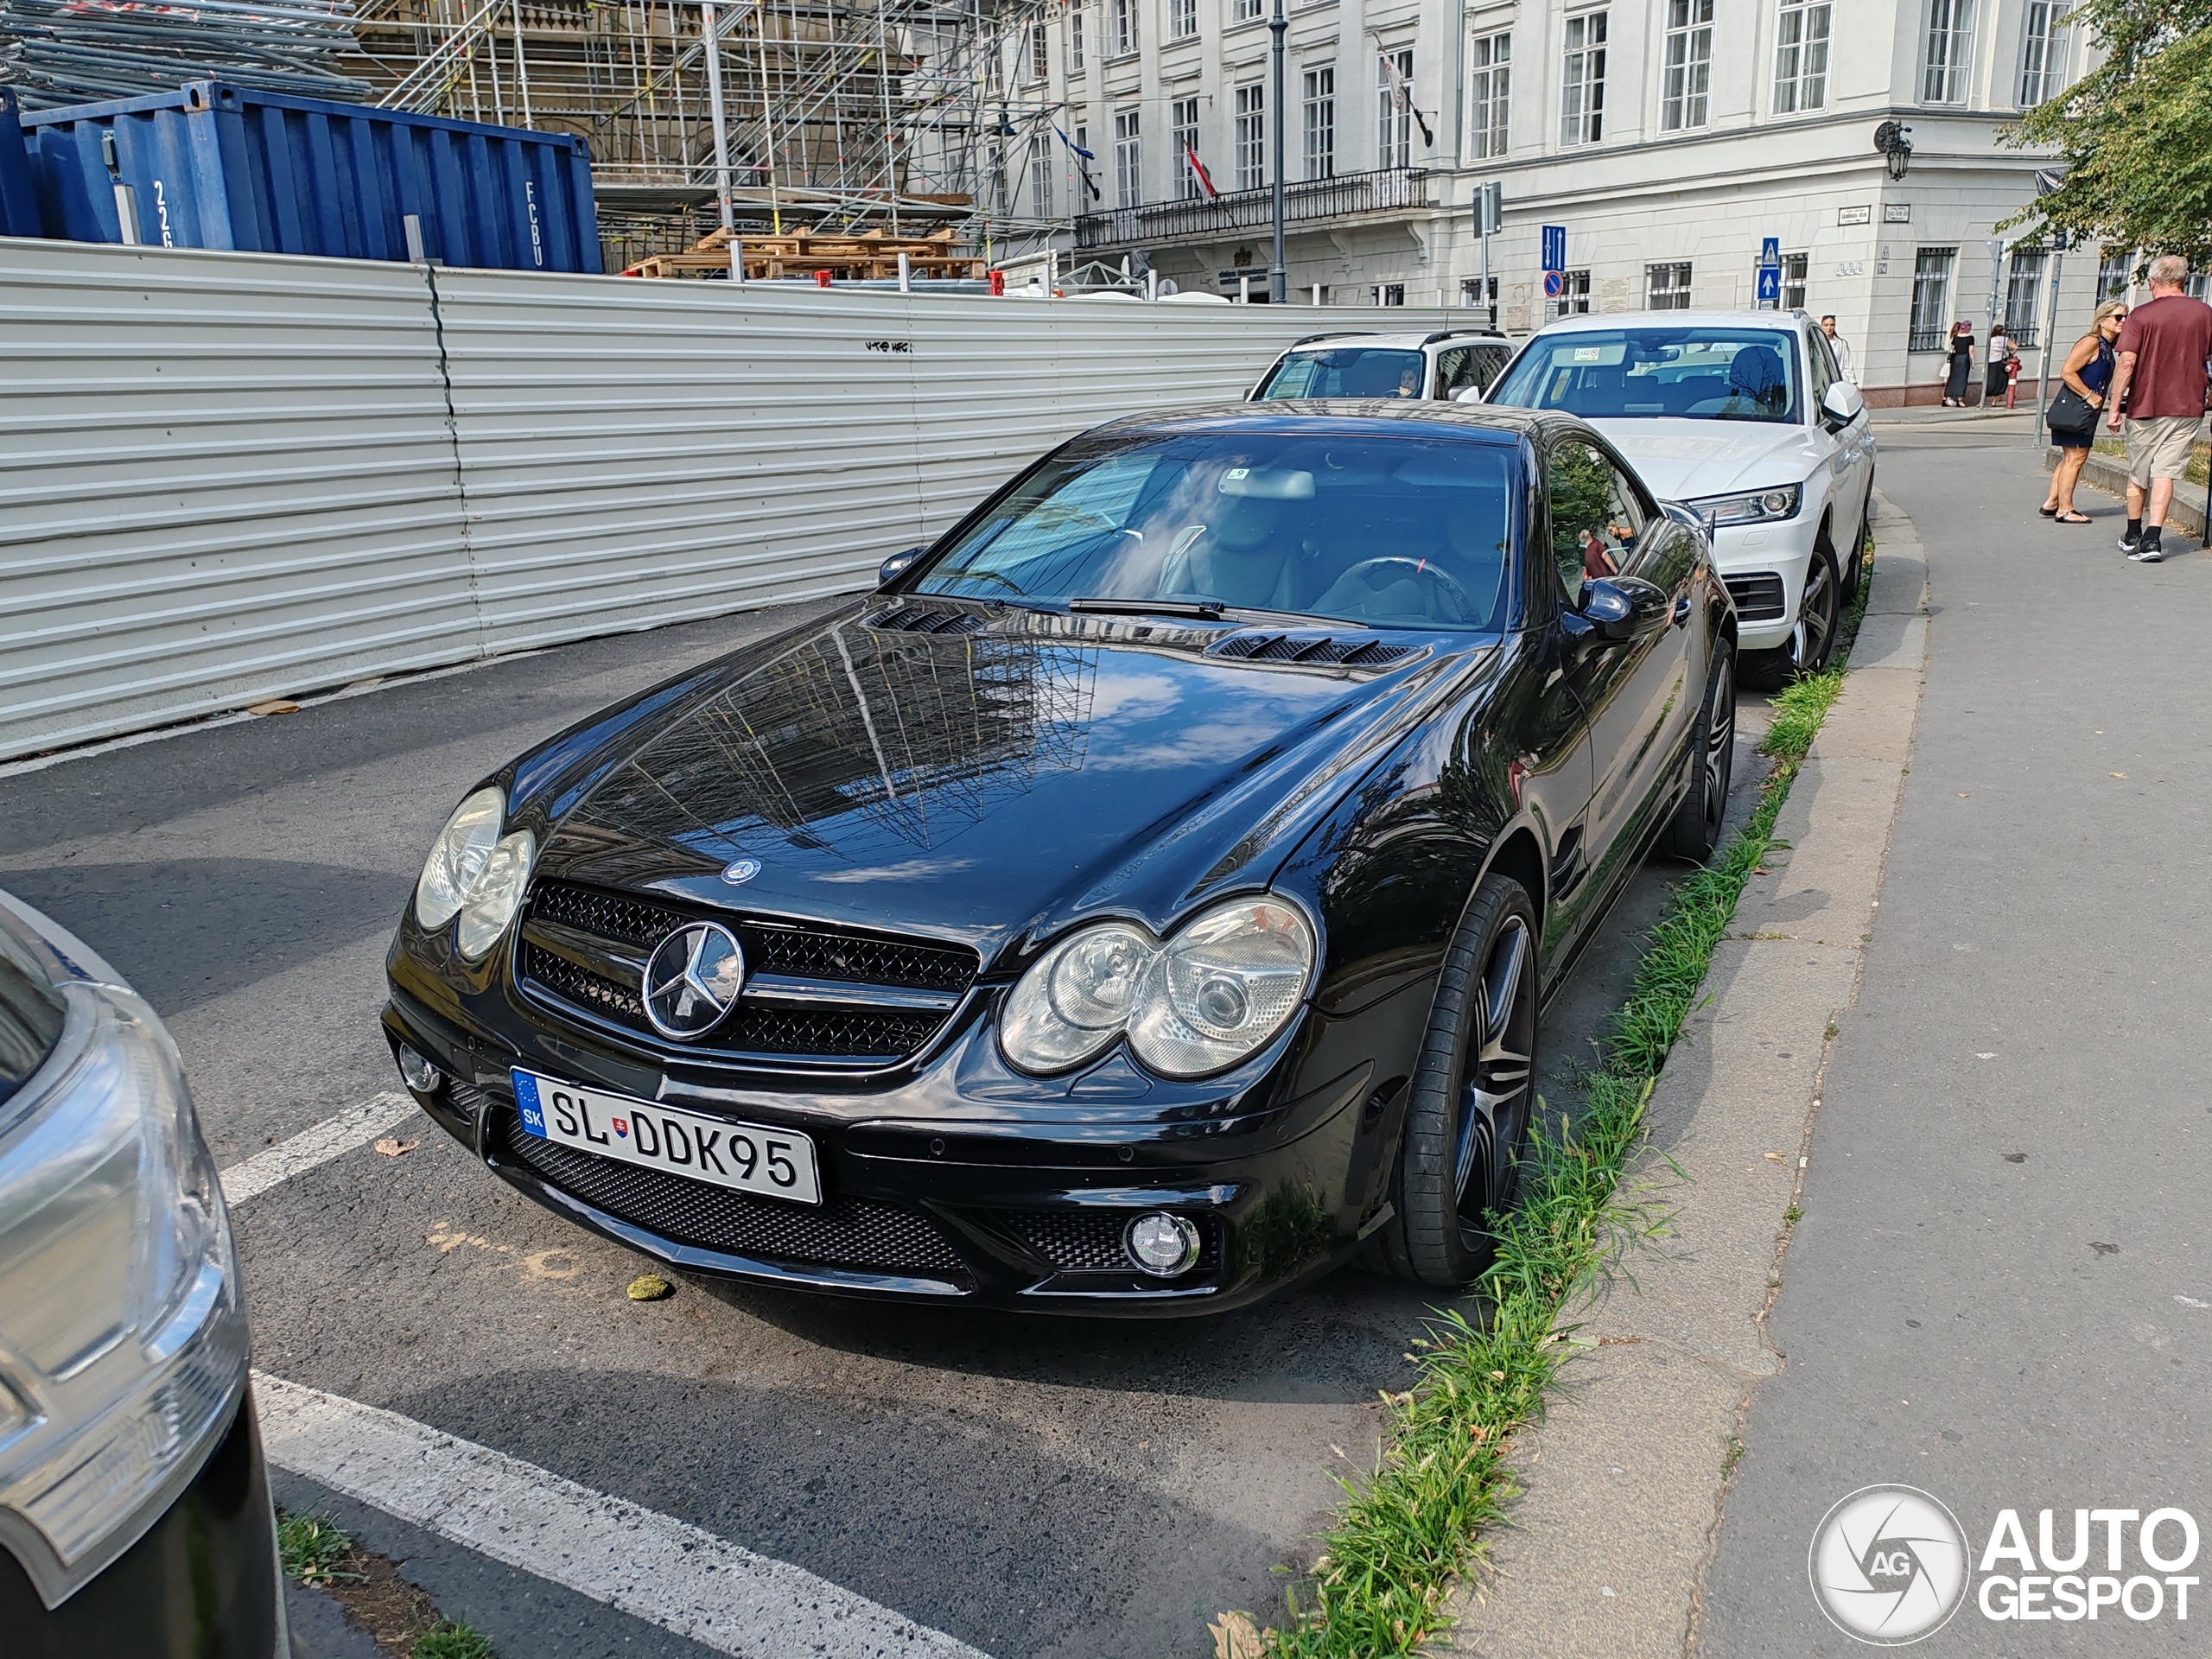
top-left (1701, 656), bottom-right (1737, 842)
top-left (1452, 914), bottom-right (1535, 1243)
top-left (1789, 555), bottom-right (1838, 675)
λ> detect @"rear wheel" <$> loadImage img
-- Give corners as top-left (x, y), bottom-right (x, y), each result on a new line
top-left (1662, 647), bottom-right (1737, 861)
top-left (1742, 546), bottom-right (1840, 690)
top-left (1375, 874), bottom-right (1539, 1287)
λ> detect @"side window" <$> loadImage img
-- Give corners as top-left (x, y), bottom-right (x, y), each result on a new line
top-left (1803, 329), bottom-right (1834, 416)
top-left (1433, 347), bottom-right (1473, 398)
top-left (1546, 441), bottom-right (1637, 604)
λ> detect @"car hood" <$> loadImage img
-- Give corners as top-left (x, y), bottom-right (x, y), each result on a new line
top-left (1585, 417), bottom-right (1827, 500)
top-left (516, 601), bottom-right (1487, 969)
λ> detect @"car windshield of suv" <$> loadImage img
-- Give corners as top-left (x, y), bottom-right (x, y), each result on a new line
top-left (1489, 327), bottom-right (1802, 424)
top-left (1255, 347), bottom-right (1428, 400)
top-left (914, 432), bottom-right (1516, 629)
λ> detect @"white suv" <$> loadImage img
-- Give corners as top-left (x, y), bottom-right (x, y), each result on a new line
top-left (1484, 310), bottom-right (1874, 684)
top-left (1249, 328), bottom-right (1515, 404)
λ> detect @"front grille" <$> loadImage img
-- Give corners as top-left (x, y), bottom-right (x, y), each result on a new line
top-left (1014, 1211), bottom-right (1221, 1274)
top-left (519, 881), bottom-right (978, 1064)
top-left (531, 882), bottom-right (975, 993)
top-left (488, 1103), bottom-right (972, 1286)
top-left (1210, 632), bottom-right (1418, 668)
top-left (1725, 572), bottom-right (1787, 622)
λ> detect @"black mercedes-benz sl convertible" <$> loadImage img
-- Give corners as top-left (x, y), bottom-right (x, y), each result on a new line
top-left (383, 401), bottom-right (1737, 1314)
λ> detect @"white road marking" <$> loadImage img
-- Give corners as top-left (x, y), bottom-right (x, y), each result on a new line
top-left (254, 1372), bottom-right (989, 1659)
top-left (219, 1092), bottom-right (419, 1206)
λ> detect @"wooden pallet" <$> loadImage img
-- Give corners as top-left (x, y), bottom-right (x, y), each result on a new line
top-left (625, 225), bottom-right (983, 281)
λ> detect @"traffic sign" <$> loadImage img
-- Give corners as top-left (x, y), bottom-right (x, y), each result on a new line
top-left (1475, 181), bottom-right (1504, 236)
top-left (1759, 236), bottom-right (1781, 269)
top-left (1541, 224), bottom-right (1566, 272)
top-left (1756, 265), bottom-right (1783, 306)
top-left (1544, 270), bottom-right (1567, 299)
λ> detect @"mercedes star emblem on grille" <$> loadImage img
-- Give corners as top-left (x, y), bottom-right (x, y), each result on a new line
top-left (641, 921), bottom-right (746, 1039)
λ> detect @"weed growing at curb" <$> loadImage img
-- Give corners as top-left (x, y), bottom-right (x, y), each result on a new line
top-left (276, 1507), bottom-right (501, 1658)
top-left (1243, 573), bottom-right (1874, 1657)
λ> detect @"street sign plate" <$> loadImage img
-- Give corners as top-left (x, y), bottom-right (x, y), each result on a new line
top-left (1544, 270), bottom-right (1566, 298)
top-left (1541, 224), bottom-right (1566, 272)
top-left (1759, 236), bottom-right (1781, 269)
top-left (1756, 265), bottom-right (1783, 305)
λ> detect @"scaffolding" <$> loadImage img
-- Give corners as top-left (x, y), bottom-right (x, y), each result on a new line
top-left (342, 0), bottom-right (1067, 270)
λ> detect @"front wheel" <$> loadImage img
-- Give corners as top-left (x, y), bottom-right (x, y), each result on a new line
top-left (1742, 547), bottom-right (1840, 690)
top-left (1662, 647), bottom-right (1737, 861)
top-left (1374, 873), bottom-right (1539, 1287)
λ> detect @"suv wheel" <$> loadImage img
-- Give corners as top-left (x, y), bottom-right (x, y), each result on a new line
top-left (1743, 545), bottom-right (1840, 689)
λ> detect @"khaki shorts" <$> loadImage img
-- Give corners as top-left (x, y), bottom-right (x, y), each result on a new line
top-left (2125, 415), bottom-right (2203, 486)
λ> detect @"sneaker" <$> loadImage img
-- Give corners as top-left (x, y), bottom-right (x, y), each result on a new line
top-left (2132, 543), bottom-right (2165, 563)
top-left (2119, 527), bottom-right (2141, 553)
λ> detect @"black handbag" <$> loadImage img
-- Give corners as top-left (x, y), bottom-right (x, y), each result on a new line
top-left (2049, 385), bottom-right (2095, 432)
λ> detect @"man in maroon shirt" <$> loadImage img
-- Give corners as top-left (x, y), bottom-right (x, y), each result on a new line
top-left (2105, 254), bottom-right (2212, 563)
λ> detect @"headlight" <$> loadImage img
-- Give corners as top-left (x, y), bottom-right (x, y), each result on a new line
top-left (413, 786), bottom-right (505, 930)
top-left (455, 830), bottom-right (536, 961)
top-left (0, 979), bottom-right (246, 1609)
top-left (1689, 483), bottom-right (1802, 526)
top-left (999, 898), bottom-right (1315, 1079)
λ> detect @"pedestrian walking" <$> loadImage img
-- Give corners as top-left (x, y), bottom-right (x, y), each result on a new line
top-left (1942, 321), bottom-right (1976, 406)
top-left (1821, 315), bottom-right (1857, 385)
top-left (2040, 299), bottom-right (2126, 524)
top-left (2106, 254), bottom-right (2212, 563)
top-left (1986, 325), bottom-right (2021, 407)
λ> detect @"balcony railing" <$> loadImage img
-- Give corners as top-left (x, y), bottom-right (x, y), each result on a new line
top-left (1074, 167), bottom-right (1430, 250)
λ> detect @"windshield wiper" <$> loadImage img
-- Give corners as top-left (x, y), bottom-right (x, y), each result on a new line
top-left (1066, 597), bottom-right (1370, 629)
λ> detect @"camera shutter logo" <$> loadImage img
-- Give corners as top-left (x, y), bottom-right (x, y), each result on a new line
top-left (642, 922), bottom-right (746, 1039)
top-left (1808, 1484), bottom-right (1971, 1645)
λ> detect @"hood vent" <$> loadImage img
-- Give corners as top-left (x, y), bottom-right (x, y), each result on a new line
top-left (864, 606), bottom-right (990, 636)
top-left (1209, 632), bottom-right (1419, 668)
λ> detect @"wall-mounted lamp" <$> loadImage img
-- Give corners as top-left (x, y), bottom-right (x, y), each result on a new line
top-left (1874, 120), bottom-right (1914, 181)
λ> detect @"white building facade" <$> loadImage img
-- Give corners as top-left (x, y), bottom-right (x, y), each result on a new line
top-left (1018, 0), bottom-right (2110, 403)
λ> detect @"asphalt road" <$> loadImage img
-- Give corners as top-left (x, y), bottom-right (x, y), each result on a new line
top-left (1699, 426), bottom-right (2212, 1650)
top-left (0, 597), bottom-right (1768, 1659)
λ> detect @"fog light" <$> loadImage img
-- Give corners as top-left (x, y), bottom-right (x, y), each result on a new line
top-left (397, 1044), bottom-right (442, 1095)
top-left (1124, 1212), bottom-right (1202, 1278)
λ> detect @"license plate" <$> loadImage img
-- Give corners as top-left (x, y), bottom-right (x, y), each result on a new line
top-left (511, 1069), bottom-right (822, 1205)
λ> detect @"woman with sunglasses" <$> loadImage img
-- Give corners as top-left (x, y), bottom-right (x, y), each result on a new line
top-left (2041, 301), bottom-right (2128, 524)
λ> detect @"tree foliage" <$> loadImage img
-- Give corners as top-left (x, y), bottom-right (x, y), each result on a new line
top-left (2002, 0), bottom-right (2212, 265)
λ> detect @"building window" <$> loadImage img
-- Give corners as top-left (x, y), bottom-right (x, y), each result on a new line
top-left (1923, 0), bottom-right (1976, 105)
top-left (1909, 247), bottom-right (1955, 351)
top-left (1172, 96), bottom-right (1202, 200)
top-left (1114, 109), bottom-right (1141, 207)
top-left (1461, 274), bottom-right (1499, 310)
top-left (1374, 283), bottom-right (1407, 307)
top-left (1782, 251), bottom-right (1808, 311)
top-left (2097, 251), bottom-right (2131, 300)
top-left (1028, 20), bottom-right (1050, 81)
top-left (2018, 1), bottom-right (2066, 105)
top-left (1233, 0), bottom-right (1262, 20)
top-left (1647, 262), bottom-right (1693, 309)
top-left (1774, 1), bottom-right (1830, 113)
top-left (1550, 269), bottom-right (1592, 318)
top-left (1468, 31), bottom-right (1510, 159)
top-left (1235, 85), bottom-right (1267, 191)
top-left (1109, 0), bottom-right (1135, 58)
top-left (1170, 0), bottom-right (1197, 40)
top-left (1661, 0), bottom-right (1713, 131)
top-left (1302, 67), bottom-right (1336, 180)
top-left (1560, 13), bottom-right (1607, 147)
top-left (1376, 48), bottom-right (1414, 168)
top-left (1070, 8), bottom-right (1084, 71)
top-left (2005, 248), bottom-right (2046, 346)
top-left (1028, 132), bottom-right (1052, 219)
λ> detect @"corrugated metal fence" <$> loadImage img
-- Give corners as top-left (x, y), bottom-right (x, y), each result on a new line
top-left (0, 235), bottom-right (1463, 761)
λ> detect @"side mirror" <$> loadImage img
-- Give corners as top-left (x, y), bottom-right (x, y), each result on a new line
top-left (878, 546), bottom-right (925, 588)
top-left (1578, 579), bottom-right (1637, 642)
top-left (1821, 380), bottom-right (1864, 429)
top-left (1453, 385), bottom-right (1485, 404)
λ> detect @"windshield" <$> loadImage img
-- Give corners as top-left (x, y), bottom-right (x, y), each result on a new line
top-left (1489, 327), bottom-right (1803, 424)
top-left (914, 432), bottom-right (1516, 630)
top-left (1255, 347), bottom-right (1427, 400)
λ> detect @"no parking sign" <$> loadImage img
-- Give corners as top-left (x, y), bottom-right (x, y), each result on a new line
top-left (1544, 270), bottom-right (1567, 299)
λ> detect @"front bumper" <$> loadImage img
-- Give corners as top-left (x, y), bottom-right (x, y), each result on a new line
top-left (1708, 513), bottom-right (1821, 652)
top-left (0, 1389), bottom-right (283, 1659)
top-left (382, 957), bottom-right (1421, 1318)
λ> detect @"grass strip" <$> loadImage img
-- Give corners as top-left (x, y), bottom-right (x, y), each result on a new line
top-left (277, 1507), bottom-right (502, 1658)
top-left (1244, 576), bottom-right (1871, 1658)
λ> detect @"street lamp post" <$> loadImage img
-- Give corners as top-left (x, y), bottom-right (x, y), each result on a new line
top-left (1269, 0), bottom-right (1287, 303)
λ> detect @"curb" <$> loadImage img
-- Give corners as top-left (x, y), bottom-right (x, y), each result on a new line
top-left (2042, 445), bottom-right (2209, 541)
top-left (1440, 495), bottom-right (1930, 1658)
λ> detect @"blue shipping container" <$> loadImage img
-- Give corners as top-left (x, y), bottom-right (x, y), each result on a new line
top-left (0, 91), bottom-right (42, 239)
top-left (12, 79), bottom-right (601, 273)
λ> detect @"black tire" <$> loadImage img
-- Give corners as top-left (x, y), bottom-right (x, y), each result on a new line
top-left (1662, 646), bottom-right (1737, 861)
top-left (1741, 545), bottom-right (1840, 690)
top-left (1375, 874), bottom-right (1539, 1287)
